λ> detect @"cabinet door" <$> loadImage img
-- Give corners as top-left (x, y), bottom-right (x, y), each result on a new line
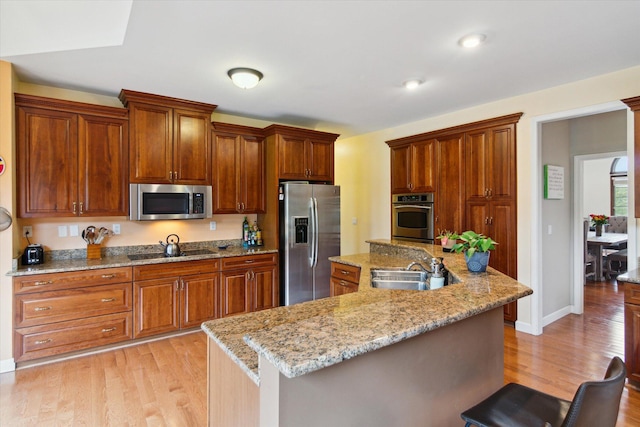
top-left (464, 129), bottom-right (489, 200)
top-left (17, 107), bottom-right (78, 217)
top-left (174, 109), bottom-right (211, 185)
top-left (78, 114), bottom-right (129, 216)
top-left (489, 199), bottom-right (516, 278)
top-left (488, 124), bottom-right (516, 199)
top-left (181, 273), bottom-right (218, 328)
top-left (625, 301), bottom-right (640, 385)
top-left (465, 201), bottom-right (491, 237)
top-left (307, 139), bottom-right (334, 182)
top-left (390, 145), bottom-right (411, 194)
top-left (129, 103), bottom-right (173, 183)
top-left (241, 135), bottom-right (266, 213)
top-left (330, 277), bottom-right (358, 296)
top-left (220, 270), bottom-right (251, 317)
top-left (133, 278), bottom-right (179, 338)
top-left (435, 135), bottom-right (465, 235)
top-left (278, 134), bottom-right (308, 179)
top-left (252, 266), bottom-right (278, 312)
top-left (410, 139), bottom-right (436, 193)
top-left (212, 133), bottom-right (241, 213)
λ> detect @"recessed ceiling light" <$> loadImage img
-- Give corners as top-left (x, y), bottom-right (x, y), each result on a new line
top-left (403, 79), bottom-right (423, 90)
top-left (458, 33), bottom-right (486, 48)
top-left (227, 67), bottom-right (263, 89)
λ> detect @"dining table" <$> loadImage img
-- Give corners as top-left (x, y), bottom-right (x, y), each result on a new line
top-left (587, 231), bottom-right (628, 281)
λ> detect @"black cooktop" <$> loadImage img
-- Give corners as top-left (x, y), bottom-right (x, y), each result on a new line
top-left (127, 249), bottom-right (216, 261)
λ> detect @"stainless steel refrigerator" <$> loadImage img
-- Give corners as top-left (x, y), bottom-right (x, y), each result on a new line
top-left (280, 182), bottom-right (340, 305)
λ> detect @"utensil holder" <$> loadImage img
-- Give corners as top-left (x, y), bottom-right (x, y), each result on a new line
top-left (86, 244), bottom-right (101, 260)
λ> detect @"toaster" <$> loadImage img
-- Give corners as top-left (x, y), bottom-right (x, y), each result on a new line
top-left (22, 244), bottom-right (44, 265)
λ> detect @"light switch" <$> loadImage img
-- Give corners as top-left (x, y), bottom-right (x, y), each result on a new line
top-left (58, 225), bottom-right (68, 237)
top-left (112, 224), bottom-right (121, 235)
top-left (548, 225), bottom-right (552, 235)
top-left (69, 225), bottom-right (79, 237)
top-left (352, 217), bottom-right (358, 225)
top-left (210, 221), bottom-right (217, 231)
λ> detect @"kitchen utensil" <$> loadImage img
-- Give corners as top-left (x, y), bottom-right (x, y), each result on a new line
top-left (94, 227), bottom-right (109, 244)
top-left (84, 225), bottom-right (96, 244)
top-left (159, 233), bottom-right (182, 257)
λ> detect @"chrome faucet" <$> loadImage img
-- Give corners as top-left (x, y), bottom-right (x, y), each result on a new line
top-left (406, 261), bottom-right (432, 273)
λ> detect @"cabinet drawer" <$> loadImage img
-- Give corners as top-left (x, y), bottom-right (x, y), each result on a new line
top-left (133, 259), bottom-right (218, 281)
top-left (625, 282), bottom-right (640, 305)
top-left (14, 267), bottom-right (133, 294)
top-left (330, 262), bottom-right (361, 284)
top-left (220, 253), bottom-right (277, 271)
top-left (14, 312), bottom-right (132, 362)
top-left (15, 283), bottom-right (132, 328)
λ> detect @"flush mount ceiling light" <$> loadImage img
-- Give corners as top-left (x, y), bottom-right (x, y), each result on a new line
top-left (458, 33), bottom-right (486, 48)
top-left (227, 67), bottom-right (263, 89)
top-left (403, 79), bottom-right (423, 90)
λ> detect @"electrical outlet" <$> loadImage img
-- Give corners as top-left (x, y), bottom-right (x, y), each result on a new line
top-left (22, 226), bottom-right (33, 237)
top-left (69, 225), bottom-right (79, 237)
top-left (210, 221), bottom-right (217, 231)
top-left (58, 225), bottom-right (67, 237)
top-left (112, 224), bottom-right (121, 235)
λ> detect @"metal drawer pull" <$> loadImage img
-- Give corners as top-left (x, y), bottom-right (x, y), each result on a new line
top-left (101, 274), bottom-right (115, 279)
top-left (341, 270), bottom-right (351, 275)
top-left (34, 280), bottom-right (53, 286)
top-left (34, 338), bottom-right (52, 345)
top-left (101, 298), bottom-right (116, 303)
top-left (34, 306), bottom-right (52, 311)
top-left (101, 327), bottom-right (117, 333)
top-left (340, 281), bottom-right (349, 286)
top-left (245, 260), bottom-right (254, 263)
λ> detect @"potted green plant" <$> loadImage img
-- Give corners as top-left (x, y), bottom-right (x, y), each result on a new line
top-left (436, 230), bottom-right (458, 252)
top-left (451, 230), bottom-right (498, 272)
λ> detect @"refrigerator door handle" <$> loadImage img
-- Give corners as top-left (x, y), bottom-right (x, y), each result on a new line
top-left (310, 197), bottom-right (319, 268)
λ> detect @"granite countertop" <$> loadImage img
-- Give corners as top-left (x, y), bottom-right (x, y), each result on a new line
top-left (616, 269), bottom-right (640, 284)
top-left (201, 239), bottom-right (533, 385)
top-left (6, 242), bottom-right (278, 276)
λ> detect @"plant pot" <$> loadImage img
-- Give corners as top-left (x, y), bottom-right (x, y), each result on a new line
top-left (465, 251), bottom-right (490, 273)
top-left (441, 238), bottom-right (456, 252)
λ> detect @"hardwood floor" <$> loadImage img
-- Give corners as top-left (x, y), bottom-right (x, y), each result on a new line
top-left (1, 280), bottom-right (638, 426)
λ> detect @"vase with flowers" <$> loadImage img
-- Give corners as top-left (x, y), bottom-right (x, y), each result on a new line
top-left (590, 214), bottom-right (609, 236)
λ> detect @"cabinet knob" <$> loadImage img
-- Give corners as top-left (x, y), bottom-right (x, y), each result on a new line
top-left (79, 202), bottom-right (84, 214)
top-left (73, 202), bottom-right (77, 214)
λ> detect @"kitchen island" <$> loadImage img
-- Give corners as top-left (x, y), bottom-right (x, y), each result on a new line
top-left (202, 239), bottom-right (532, 426)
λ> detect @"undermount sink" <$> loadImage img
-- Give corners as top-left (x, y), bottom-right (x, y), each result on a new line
top-left (370, 269), bottom-right (429, 290)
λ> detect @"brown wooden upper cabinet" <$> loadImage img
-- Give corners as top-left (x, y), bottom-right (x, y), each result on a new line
top-left (263, 124), bottom-right (339, 182)
top-left (16, 94), bottom-right (129, 218)
top-left (465, 124), bottom-right (516, 201)
top-left (212, 123), bottom-right (265, 214)
top-left (389, 138), bottom-right (437, 194)
top-left (119, 90), bottom-right (217, 185)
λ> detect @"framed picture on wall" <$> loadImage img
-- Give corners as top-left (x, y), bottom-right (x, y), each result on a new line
top-left (544, 165), bottom-right (564, 199)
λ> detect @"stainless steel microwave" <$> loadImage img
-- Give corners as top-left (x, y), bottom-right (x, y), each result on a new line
top-left (130, 184), bottom-right (212, 221)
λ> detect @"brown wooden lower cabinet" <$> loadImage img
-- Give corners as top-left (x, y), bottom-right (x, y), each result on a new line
top-left (330, 262), bottom-right (360, 296)
top-left (12, 267), bottom-right (134, 363)
top-left (12, 254), bottom-right (278, 363)
top-left (133, 260), bottom-right (219, 338)
top-left (622, 280), bottom-right (640, 388)
top-left (220, 253), bottom-right (279, 317)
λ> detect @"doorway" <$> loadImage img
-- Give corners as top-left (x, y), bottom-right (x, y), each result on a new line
top-left (529, 101), bottom-right (633, 335)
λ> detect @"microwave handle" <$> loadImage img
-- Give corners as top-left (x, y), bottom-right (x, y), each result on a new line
top-left (393, 205), bottom-right (432, 210)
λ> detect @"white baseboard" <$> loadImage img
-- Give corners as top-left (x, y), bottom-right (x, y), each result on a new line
top-left (542, 305), bottom-right (573, 327)
top-left (515, 320), bottom-right (536, 335)
top-left (0, 358), bottom-right (16, 373)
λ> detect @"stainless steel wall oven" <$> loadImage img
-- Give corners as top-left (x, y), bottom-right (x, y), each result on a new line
top-left (392, 193), bottom-right (434, 243)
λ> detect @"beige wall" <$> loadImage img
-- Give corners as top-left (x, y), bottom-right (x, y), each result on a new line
top-left (334, 65), bottom-right (640, 331)
top-left (0, 61), bottom-right (18, 369)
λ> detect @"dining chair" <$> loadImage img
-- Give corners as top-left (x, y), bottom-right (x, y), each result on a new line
top-left (583, 220), bottom-right (596, 281)
top-left (460, 356), bottom-right (626, 427)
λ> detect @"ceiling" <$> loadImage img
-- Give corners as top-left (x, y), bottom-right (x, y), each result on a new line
top-left (1, 1), bottom-right (639, 138)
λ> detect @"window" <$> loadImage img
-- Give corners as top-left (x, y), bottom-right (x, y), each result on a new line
top-left (610, 157), bottom-right (628, 216)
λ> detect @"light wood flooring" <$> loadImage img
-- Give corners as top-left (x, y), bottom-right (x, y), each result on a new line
top-left (1, 280), bottom-right (639, 426)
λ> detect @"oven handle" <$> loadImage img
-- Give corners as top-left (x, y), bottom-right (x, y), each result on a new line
top-left (393, 205), bottom-right (432, 210)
